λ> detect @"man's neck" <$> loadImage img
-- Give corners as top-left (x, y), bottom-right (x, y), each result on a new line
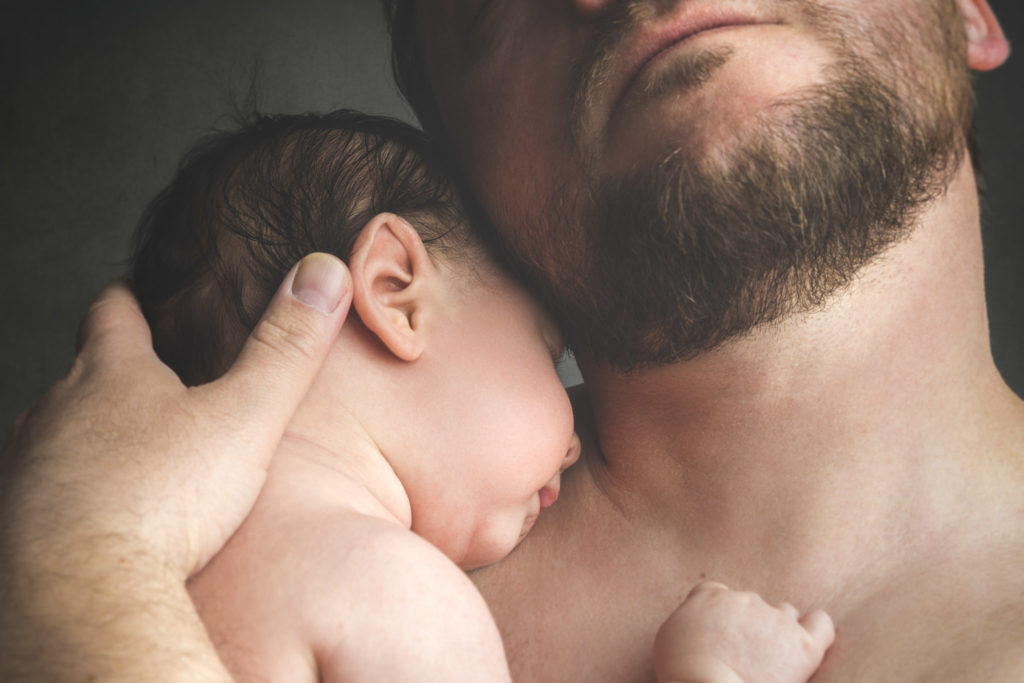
top-left (574, 160), bottom-right (1024, 607)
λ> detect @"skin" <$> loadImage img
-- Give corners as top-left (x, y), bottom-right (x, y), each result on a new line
top-left (0, 228), bottom-right (581, 683)
top-left (188, 215), bottom-right (578, 681)
top-left (0, 1), bottom-right (1019, 681)
top-left (413, 0), bottom-right (1024, 681)
top-left (0, 254), bottom-right (353, 682)
top-left (332, 213), bottom-right (579, 571)
top-left (190, 214), bottom-right (581, 680)
top-left (654, 582), bottom-right (834, 683)
top-left (189, 214), bottom-right (828, 682)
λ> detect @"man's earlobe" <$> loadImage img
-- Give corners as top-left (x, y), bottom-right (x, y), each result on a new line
top-left (349, 213), bottom-right (436, 361)
top-left (957, 0), bottom-right (1010, 71)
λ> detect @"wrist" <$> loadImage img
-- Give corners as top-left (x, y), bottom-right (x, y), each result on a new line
top-left (656, 653), bottom-right (746, 683)
top-left (1, 526), bottom-right (228, 682)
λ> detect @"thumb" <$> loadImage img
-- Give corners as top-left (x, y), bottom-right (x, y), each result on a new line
top-left (208, 253), bottom-right (352, 445)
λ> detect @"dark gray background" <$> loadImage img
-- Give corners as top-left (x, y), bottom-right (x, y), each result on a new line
top-left (2, 1), bottom-right (1021, 430)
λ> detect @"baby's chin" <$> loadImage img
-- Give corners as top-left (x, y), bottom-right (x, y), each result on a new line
top-left (518, 509), bottom-right (541, 543)
top-left (454, 511), bottom-right (541, 571)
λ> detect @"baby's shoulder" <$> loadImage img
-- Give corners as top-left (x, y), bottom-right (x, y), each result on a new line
top-left (193, 507), bottom-right (508, 681)
top-left (240, 507), bottom-right (476, 607)
top-left (300, 515), bottom-right (510, 680)
top-left (316, 512), bottom-right (474, 595)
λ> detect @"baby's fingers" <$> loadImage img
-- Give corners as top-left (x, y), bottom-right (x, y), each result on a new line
top-left (800, 609), bottom-right (836, 654)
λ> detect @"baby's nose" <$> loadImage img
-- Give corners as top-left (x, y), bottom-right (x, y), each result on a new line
top-left (562, 433), bottom-right (582, 471)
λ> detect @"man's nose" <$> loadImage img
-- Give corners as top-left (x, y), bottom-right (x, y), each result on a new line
top-left (562, 433), bottom-right (582, 471)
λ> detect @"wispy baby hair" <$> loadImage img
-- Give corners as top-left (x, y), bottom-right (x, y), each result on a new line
top-left (131, 109), bottom-right (475, 386)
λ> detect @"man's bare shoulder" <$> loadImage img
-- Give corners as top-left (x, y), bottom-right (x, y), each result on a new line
top-left (821, 589), bottom-right (1024, 682)
top-left (921, 436), bottom-right (1024, 681)
top-left (819, 480), bottom-right (1024, 682)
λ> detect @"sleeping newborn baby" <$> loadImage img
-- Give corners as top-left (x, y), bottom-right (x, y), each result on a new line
top-left (130, 109), bottom-right (833, 681)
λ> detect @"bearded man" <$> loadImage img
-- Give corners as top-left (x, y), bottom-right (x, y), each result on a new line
top-left (385, 1), bottom-right (1022, 680)
top-left (1, 1), bottom-right (1021, 681)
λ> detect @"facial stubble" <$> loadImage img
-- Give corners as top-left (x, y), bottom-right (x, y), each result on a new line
top-left (527, 4), bottom-right (972, 370)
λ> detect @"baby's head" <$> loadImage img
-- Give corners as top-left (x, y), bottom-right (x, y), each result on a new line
top-left (131, 110), bottom-right (579, 569)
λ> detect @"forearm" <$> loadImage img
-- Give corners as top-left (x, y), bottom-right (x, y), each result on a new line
top-left (1, 530), bottom-right (229, 682)
top-left (0, 261), bottom-right (350, 682)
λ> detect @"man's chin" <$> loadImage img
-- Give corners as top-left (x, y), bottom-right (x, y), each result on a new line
top-left (552, 64), bottom-right (965, 370)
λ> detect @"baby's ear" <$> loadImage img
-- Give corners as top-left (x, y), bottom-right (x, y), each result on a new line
top-left (349, 213), bottom-right (437, 361)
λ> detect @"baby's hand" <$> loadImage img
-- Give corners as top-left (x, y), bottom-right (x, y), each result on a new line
top-left (653, 582), bottom-right (834, 683)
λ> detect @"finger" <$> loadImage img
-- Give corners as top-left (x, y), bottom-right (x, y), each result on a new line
top-left (799, 609), bottom-right (836, 651)
top-left (75, 280), bottom-right (157, 362)
top-left (778, 601), bottom-right (800, 619)
top-left (212, 253), bottom-right (352, 449)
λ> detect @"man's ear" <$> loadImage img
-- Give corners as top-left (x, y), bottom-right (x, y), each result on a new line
top-left (956, 0), bottom-right (1010, 71)
top-left (349, 213), bottom-right (438, 361)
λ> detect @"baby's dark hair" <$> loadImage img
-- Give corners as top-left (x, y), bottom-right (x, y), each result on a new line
top-left (131, 109), bottom-right (481, 386)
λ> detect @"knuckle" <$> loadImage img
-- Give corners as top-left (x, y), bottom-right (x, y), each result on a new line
top-left (76, 303), bottom-right (133, 362)
top-left (79, 295), bottom-right (123, 342)
top-left (249, 313), bottom-right (321, 366)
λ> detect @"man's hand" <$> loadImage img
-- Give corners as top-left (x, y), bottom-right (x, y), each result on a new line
top-left (654, 582), bottom-right (835, 683)
top-left (0, 253), bottom-right (351, 681)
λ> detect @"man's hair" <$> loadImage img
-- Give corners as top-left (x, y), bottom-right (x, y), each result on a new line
top-left (384, 0), bottom-right (445, 139)
top-left (131, 109), bottom-right (475, 386)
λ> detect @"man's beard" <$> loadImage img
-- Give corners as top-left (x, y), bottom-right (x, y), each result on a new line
top-left (515, 3), bottom-right (973, 371)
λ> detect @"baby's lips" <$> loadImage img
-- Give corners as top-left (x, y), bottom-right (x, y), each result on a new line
top-left (539, 434), bottom-right (581, 509)
top-left (564, 432), bottom-right (581, 470)
top-left (538, 478), bottom-right (561, 509)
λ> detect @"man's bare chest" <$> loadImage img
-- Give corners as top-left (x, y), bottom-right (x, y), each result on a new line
top-left (474, 529), bottom-right (1024, 683)
top-left (483, 575), bottom-right (1022, 682)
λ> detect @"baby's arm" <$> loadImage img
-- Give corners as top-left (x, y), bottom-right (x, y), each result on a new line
top-left (653, 582), bottom-right (834, 683)
top-left (314, 523), bottom-right (512, 683)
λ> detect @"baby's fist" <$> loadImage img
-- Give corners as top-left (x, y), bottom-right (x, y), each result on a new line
top-left (654, 582), bottom-right (834, 683)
